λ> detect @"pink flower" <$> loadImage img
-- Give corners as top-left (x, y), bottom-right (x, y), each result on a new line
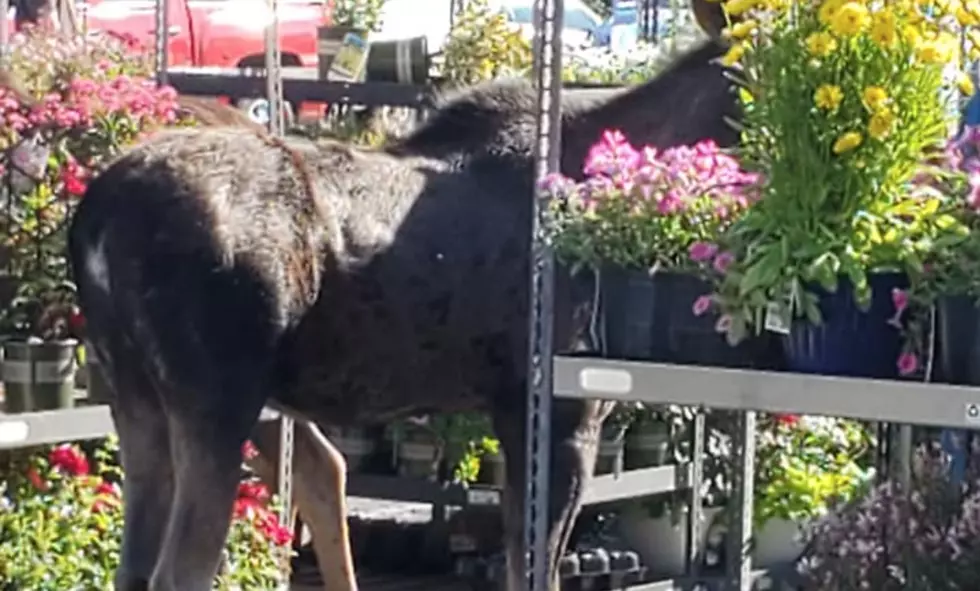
top-left (714, 314), bottom-right (733, 333)
top-left (897, 352), bottom-right (919, 376)
top-left (692, 295), bottom-right (712, 316)
top-left (713, 251), bottom-right (735, 274)
top-left (689, 241), bottom-right (719, 262)
top-left (891, 288), bottom-right (908, 315)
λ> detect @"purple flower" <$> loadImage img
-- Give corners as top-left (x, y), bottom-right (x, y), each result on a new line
top-left (692, 294), bottom-right (712, 316)
top-left (712, 251), bottom-right (735, 274)
top-left (689, 241), bottom-right (719, 262)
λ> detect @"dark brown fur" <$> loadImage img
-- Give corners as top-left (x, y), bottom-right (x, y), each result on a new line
top-left (67, 8), bottom-right (735, 590)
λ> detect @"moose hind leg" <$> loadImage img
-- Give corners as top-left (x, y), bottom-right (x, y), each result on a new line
top-left (111, 370), bottom-right (176, 591)
top-left (251, 419), bottom-right (359, 591)
top-left (495, 398), bottom-right (609, 591)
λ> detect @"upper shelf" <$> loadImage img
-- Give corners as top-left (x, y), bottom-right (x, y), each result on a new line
top-left (554, 355), bottom-right (980, 430)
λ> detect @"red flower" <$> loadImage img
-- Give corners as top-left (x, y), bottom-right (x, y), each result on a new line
top-left (237, 480), bottom-right (270, 503)
top-left (48, 444), bottom-right (90, 476)
top-left (61, 161), bottom-right (87, 197)
top-left (774, 414), bottom-right (800, 427)
top-left (241, 440), bottom-right (259, 461)
top-left (92, 479), bottom-right (121, 513)
top-left (26, 467), bottom-right (48, 491)
top-left (68, 306), bottom-right (86, 332)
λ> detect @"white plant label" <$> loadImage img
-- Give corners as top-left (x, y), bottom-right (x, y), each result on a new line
top-left (764, 301), bottom-right (791, 335)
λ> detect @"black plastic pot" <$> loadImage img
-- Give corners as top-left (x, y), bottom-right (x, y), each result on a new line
top-left (783, 273), bottom-right (907, 379)
top-left (2, 339), bottom-right (78, 413)
top-left (934, 294), bottom-right (980, 385)
top-left (601, 267), bottom-right (780, 368)
top-left (366, 36), bottom-right (430, 84)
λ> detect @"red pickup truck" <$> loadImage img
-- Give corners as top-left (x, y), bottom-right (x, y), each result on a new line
top-left (7, 0), bottom-right (330, 120)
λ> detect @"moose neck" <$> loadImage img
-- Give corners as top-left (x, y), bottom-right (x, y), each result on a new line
top-left (561, 40), bottom-right (740, 179)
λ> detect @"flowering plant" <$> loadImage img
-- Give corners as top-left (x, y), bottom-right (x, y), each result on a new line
top-left (798, 442), bottom-right (980, 589)
top-left (0, 438), bottom-right (292, 589)
top-left (706, 0), bottom-right (972, 345)
top-left (754, 414), bottom-right (874, 529)
top-left (545, 129), bottom-right (760, 273)
top-left (0, 31), bottom-right (182, 340)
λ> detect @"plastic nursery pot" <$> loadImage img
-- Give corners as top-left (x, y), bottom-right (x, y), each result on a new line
top-left (84, 342), bottom-right (114, 405)
top-left (595, 427), bottom-right (624, 475)
top-left (624, 420), bottom-right (670, 469)
top-left (397, 425), bottom-right (442, 481)
top-left (324, 426), bottom-right (376, 472)
top-left (476, 450), bottom-right (506, 487)
top-left (601, 266), bottom-right (783, 368)
top-left (782, 272), bottom-right (908, 379)
top-left (1, 338), bottom-right (79, 413)
top-left (933, 294), bottom-right (980, 385)
top-left (751, 517), bottom-right (806, 569)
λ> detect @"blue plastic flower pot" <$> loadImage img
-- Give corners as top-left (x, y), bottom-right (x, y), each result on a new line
top-left (782, 273), bottom-right (908, 379)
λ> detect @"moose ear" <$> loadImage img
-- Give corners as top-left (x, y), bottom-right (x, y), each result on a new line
top-left (691, 0), bottom-right (729, 40)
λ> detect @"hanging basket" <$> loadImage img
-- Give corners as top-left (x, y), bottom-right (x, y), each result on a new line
top-left (782, 273), bottom-right (907, 379)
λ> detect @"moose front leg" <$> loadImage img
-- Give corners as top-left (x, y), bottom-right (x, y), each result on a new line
top-left (494, 398), bottom-right (611, 591)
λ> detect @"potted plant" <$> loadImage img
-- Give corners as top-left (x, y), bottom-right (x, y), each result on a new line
top-left (896, 127), bottom-right (980, 384)
top-left (751, 414), bottom-right (874, 568)
top-left (545, 132), bottom-right (771, 367)
top-left (617, 405), bottom-right (733, 577)
top-left (798, 442), bottom-right (980, 589)
top-left (323, 425), bottom-right (376, 472)
top-left (0, 32), bottom-right (183, 413)
top-left (624, 405), bottom-right (671, 469)
top-left (431, 412), bottom-right (501, 485)
top-left (710, 0), bottom-right (975, 379)
top-left (439, 0), bottom-right (532, 87)
top-left (317, 0), bottom-right (385, 81)
top-left (392, 418), bottom-right (443, 481)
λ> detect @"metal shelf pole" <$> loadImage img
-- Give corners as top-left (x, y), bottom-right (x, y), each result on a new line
top-left (262, 0), bottom-right (292, 583)
top-left (154, 0), bottom-right (169, 85)
top-left (526, 0), bottom-right (564, 588)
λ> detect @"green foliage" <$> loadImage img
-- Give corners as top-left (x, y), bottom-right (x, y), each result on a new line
top-left (441, 0), bottom-right (533, 86)
top-left (430, 412), bottom-right (500, 484)
top-left (330, 0), bottom-right (385, 32)
top-left (753, 416), bottom-right (875, 529)
top-left (0, 438), bottom-right (291, 590)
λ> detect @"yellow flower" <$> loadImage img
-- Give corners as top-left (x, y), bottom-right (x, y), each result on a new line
top-left (819, 0), bottom-right (845, 24)
top-left (806, 31), bottom-right (839, 57)
top-left (723, 0), bottom-right (756, 17)
top-left (958, 72), bottom-right (976, 95)
top-left (916, 34), bottom-right (956, 64)
top-left (862, 86), bottom-right (889, 111)
top-left (724, 19), bottom-right (759, 40)
top-left (738, 87), bottom-right (755, 103)
top-left (814, 84), bottom-right (844, 111)
top-left (902, 24), bottom-right (922, 45)
top-left (869, 9), bottom-right (899, 46)
top-left (956, 4), bottom-right (980, 24)
top-left (833, 131), bottom-right (863, 154)
top-left (868, 109), bottom-right (895, 139)
top-left (830, 2), bottom-right (871, 36)
top-left (721, 42), bottom-right (747, 66)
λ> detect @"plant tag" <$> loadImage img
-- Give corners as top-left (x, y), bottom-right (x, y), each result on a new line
top-left (466, 488), bottom-right (500, 506)
top-left (763, 301), bottom-right (791, 335)
top-left (9, 134), bottom-right (51, 194)
top-left (327, 32), bottom-right (370, 82)
top-left (965, 403), bottom-right (980, 425)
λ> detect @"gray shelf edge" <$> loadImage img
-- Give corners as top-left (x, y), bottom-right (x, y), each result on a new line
top-left (0, 405), bottom-right (281, 450)
top-left (554, 355), bottom-right (980, 430)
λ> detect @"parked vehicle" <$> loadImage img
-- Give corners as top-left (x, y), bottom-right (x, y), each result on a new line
top-left (497, 0), bottom-right (602, 49)
top-left (592, 0), bottom-right (695, 47)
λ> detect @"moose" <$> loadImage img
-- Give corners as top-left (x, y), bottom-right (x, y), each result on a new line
top-left (65, 1), bottom-right (737, 589)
